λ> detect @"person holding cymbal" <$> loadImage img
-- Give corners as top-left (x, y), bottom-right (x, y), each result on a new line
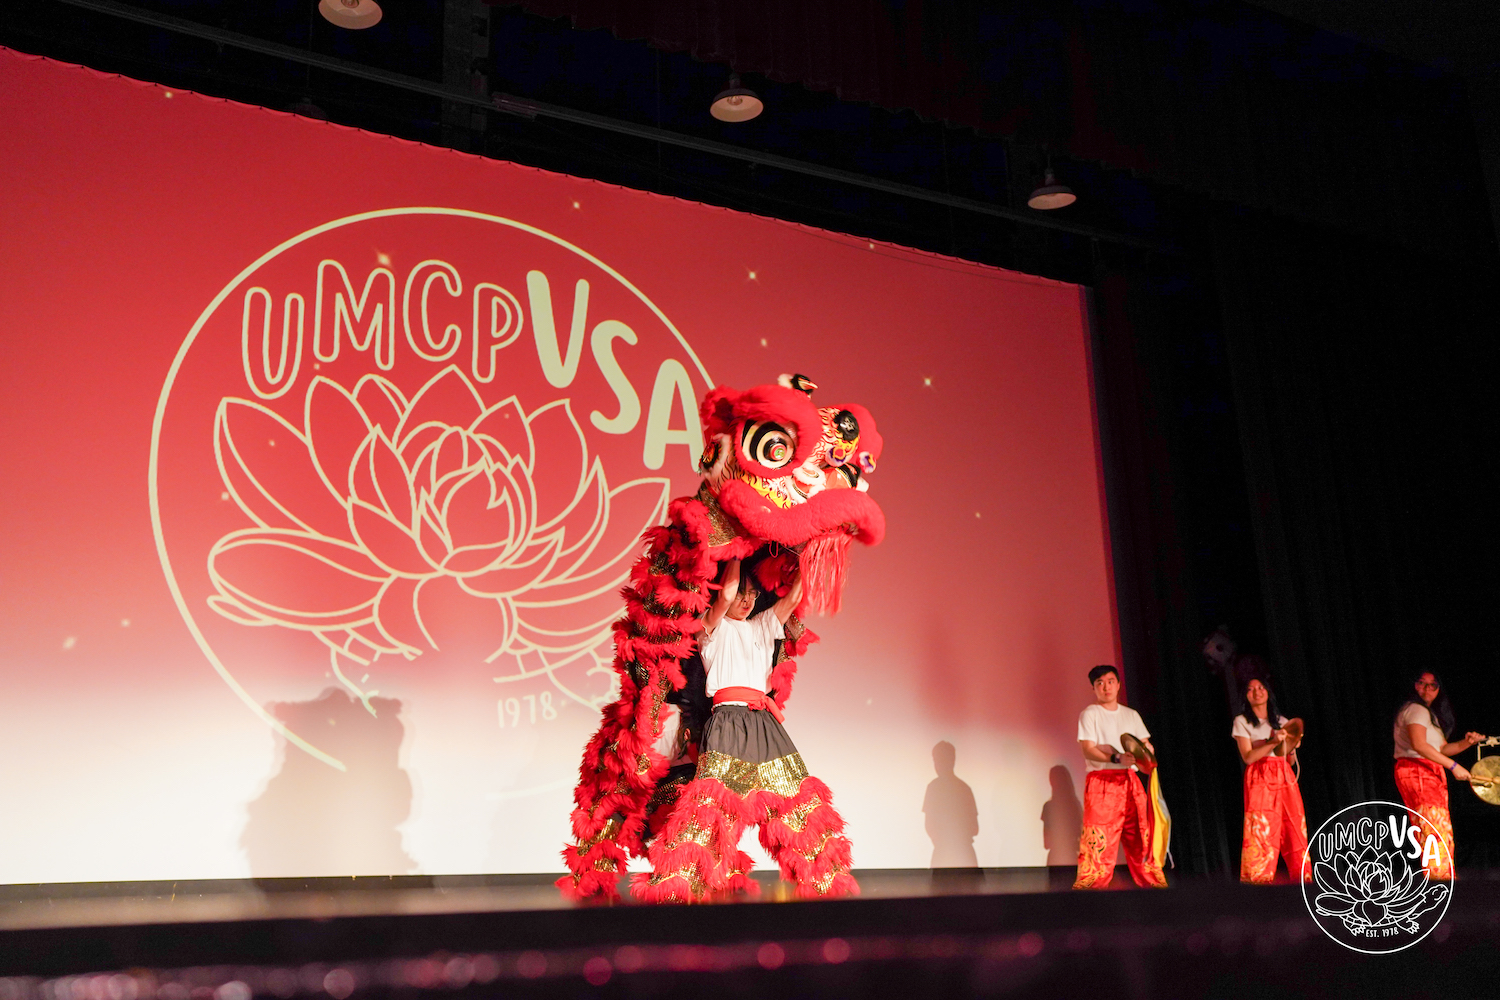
top-left (1394, 670), bottom-right (1486, 880)
top-left (1072, 665), bottom-right (1168, 890)
top-left (1233, 677), bottom-right (1309, 884)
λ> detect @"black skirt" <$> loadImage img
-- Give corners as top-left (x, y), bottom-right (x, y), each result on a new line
top-left (696, 704), bottom-right (808, 797)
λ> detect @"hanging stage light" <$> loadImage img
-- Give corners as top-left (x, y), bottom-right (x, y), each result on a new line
top-left (710, 75), bottom-right (763, 122)
top-left (1027, 167), bottom-right (1077, 210)
top-left (318, 0), bottom-right (382, 30)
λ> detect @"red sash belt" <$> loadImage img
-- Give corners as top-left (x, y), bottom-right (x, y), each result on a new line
top-left (713, 686), bottom-right (784, 723)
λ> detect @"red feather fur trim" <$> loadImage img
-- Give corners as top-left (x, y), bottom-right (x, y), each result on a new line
top-left (717, 481), bottom-right (886, 547)
top-left (801, 531), bottom-right (852, 615)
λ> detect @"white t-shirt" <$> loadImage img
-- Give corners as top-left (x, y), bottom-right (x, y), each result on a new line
top-left (1231, 713), bottom-right (1288, 743)
top-left (1077, 703), bottom-right (1149, 772)
top-left (1394, 702), bottom-right (1446, 760)
top-left (702, 612), bottom-right (784, 701)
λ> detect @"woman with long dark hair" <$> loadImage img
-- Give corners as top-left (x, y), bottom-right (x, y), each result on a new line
top-left (1233, 677), bottom-right (1309, 883)
top-left (1393, 670), bottom-right (1486, 880)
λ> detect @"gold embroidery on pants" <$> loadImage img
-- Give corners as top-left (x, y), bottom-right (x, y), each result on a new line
top-left (1073, 825), bottom-right (1111, 888)
top-left (1414, 804), bottom-right (1455, 880)
top-left (1240, 812), bottom-right (1276, 884)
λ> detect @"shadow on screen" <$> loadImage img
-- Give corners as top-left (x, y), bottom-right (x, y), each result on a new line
top-left (1041, 763), bottom-right (1082, 889)
top-left (924, 740), bottom-right (982, 889)
top-left (242, 687), bottom-right (415, 877)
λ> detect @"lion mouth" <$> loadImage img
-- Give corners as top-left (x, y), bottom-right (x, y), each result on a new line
top-left (716, 479), bottom-right (885, 548)
top-left (736, 470), bottom-right (801, 510)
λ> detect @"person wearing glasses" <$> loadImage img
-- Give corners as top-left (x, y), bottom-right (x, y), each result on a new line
top-left (1393, 670), bottom-right (1486, 880)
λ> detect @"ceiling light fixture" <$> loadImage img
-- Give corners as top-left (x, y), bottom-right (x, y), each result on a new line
top-left (710, 75), bottom-right (763, 123)
top-left (318, 0), bottom-right (382, 30)
top-left (1027, 166), bottom-right (1076, 210)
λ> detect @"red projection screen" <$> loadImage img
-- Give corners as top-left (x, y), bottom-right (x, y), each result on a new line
top-left (0, 49), bottom-right (1119, 882)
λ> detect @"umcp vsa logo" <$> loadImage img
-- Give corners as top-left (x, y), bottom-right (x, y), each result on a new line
top-left (1302, 800), bottom-right (1452, 953)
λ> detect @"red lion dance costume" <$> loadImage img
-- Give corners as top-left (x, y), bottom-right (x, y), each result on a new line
top-left (557, 374), bottom-right (884, 903)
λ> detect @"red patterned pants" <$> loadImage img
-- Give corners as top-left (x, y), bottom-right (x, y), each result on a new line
top-left (1394, 758), bottom-right (1455, 880)
top-left (1073, 769), bottom-right (1167, 889)
top-left (1240, 757), bottom-right (1309, 883)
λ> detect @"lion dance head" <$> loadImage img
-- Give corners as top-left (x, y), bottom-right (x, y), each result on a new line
top-left (697, 373), bottom-right (885, 613)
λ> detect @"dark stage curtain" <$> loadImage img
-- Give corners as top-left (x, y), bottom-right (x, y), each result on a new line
top-left (1091, 260), bottom-right (1242, 876)
top-left (494, 0), bottom-right (1492, 255)
top-left (1210, 208), bottom-right (1500, 863)
top-left (1092, 209), bottom-right (1500, 876)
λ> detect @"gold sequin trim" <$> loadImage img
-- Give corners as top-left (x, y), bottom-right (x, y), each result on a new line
top-left (697, 750), bottom-right (808, 797)
top-left (773, 615), bottom-right (805, 666)
top-left (814, 866), bottom-right (844, 895)
top-left (678, 818), bottom-right (714, 847)
top-left (696, 484), bottom-right (742, 547)
top-left (646, 672), bottom-right (670, 735)
top-left (648, 861), bottom-right (707, 898)
top-left (574, 815), bottom-right (621, 858)
top-left (645, 773), bottom-right (692, 818)
top-left (629, 620), bottom-right (682, 643)
top-left (644, 593), bottom-right (684, 618)
top-left (799, 830), bottom-right (834, 864)
top-left (778, 795), bottom-right (823, 833)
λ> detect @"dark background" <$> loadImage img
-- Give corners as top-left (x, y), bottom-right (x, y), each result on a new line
top-left (2, 0), bottom-right (1496, 876)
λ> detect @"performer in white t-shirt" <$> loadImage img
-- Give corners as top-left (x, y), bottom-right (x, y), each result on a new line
top-left (636, 558), bottom-right (858, 902)
top-left (1072, 665), bottom-right (1167, 889)
top-left (1232, 677), bottom-right (1309, 884)
top-left (1391, 670), bottom-right (1486, 881)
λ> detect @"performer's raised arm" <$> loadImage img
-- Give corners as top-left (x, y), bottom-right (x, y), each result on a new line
top-left (702, 558), bottom-right (740, 634)
top-left (772, 572), bottom-right (803, 625)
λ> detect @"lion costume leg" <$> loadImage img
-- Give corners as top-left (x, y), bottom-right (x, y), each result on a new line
top-left (558, 500), bottom-right (725, 901)
top-left (757, 775), bottom-right (859, 899)
top-left (633, 777), bottom-right (756, 903)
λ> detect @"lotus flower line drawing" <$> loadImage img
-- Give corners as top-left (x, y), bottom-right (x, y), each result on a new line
top-left (1311, 848), bottom-right (1449, 935)
top-left (207, 365), bottom-right (669, 713)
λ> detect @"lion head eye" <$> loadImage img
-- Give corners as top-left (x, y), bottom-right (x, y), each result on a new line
top-left (742, 420), bottom-right (796, 470)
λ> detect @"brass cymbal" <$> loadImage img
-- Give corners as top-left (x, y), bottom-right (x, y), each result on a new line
top-left (1120, 733), bottom-right (1156, 771)
top-left (1275, 718), bottom-right (1305, 757)
top-left (1471, 755), bottom-right (1500, 806)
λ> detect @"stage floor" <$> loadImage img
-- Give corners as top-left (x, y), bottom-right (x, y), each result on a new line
top-left (2, 869), bottom-right (1498, 996)
top-left (0, 869), bottom-right (1071, 932)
